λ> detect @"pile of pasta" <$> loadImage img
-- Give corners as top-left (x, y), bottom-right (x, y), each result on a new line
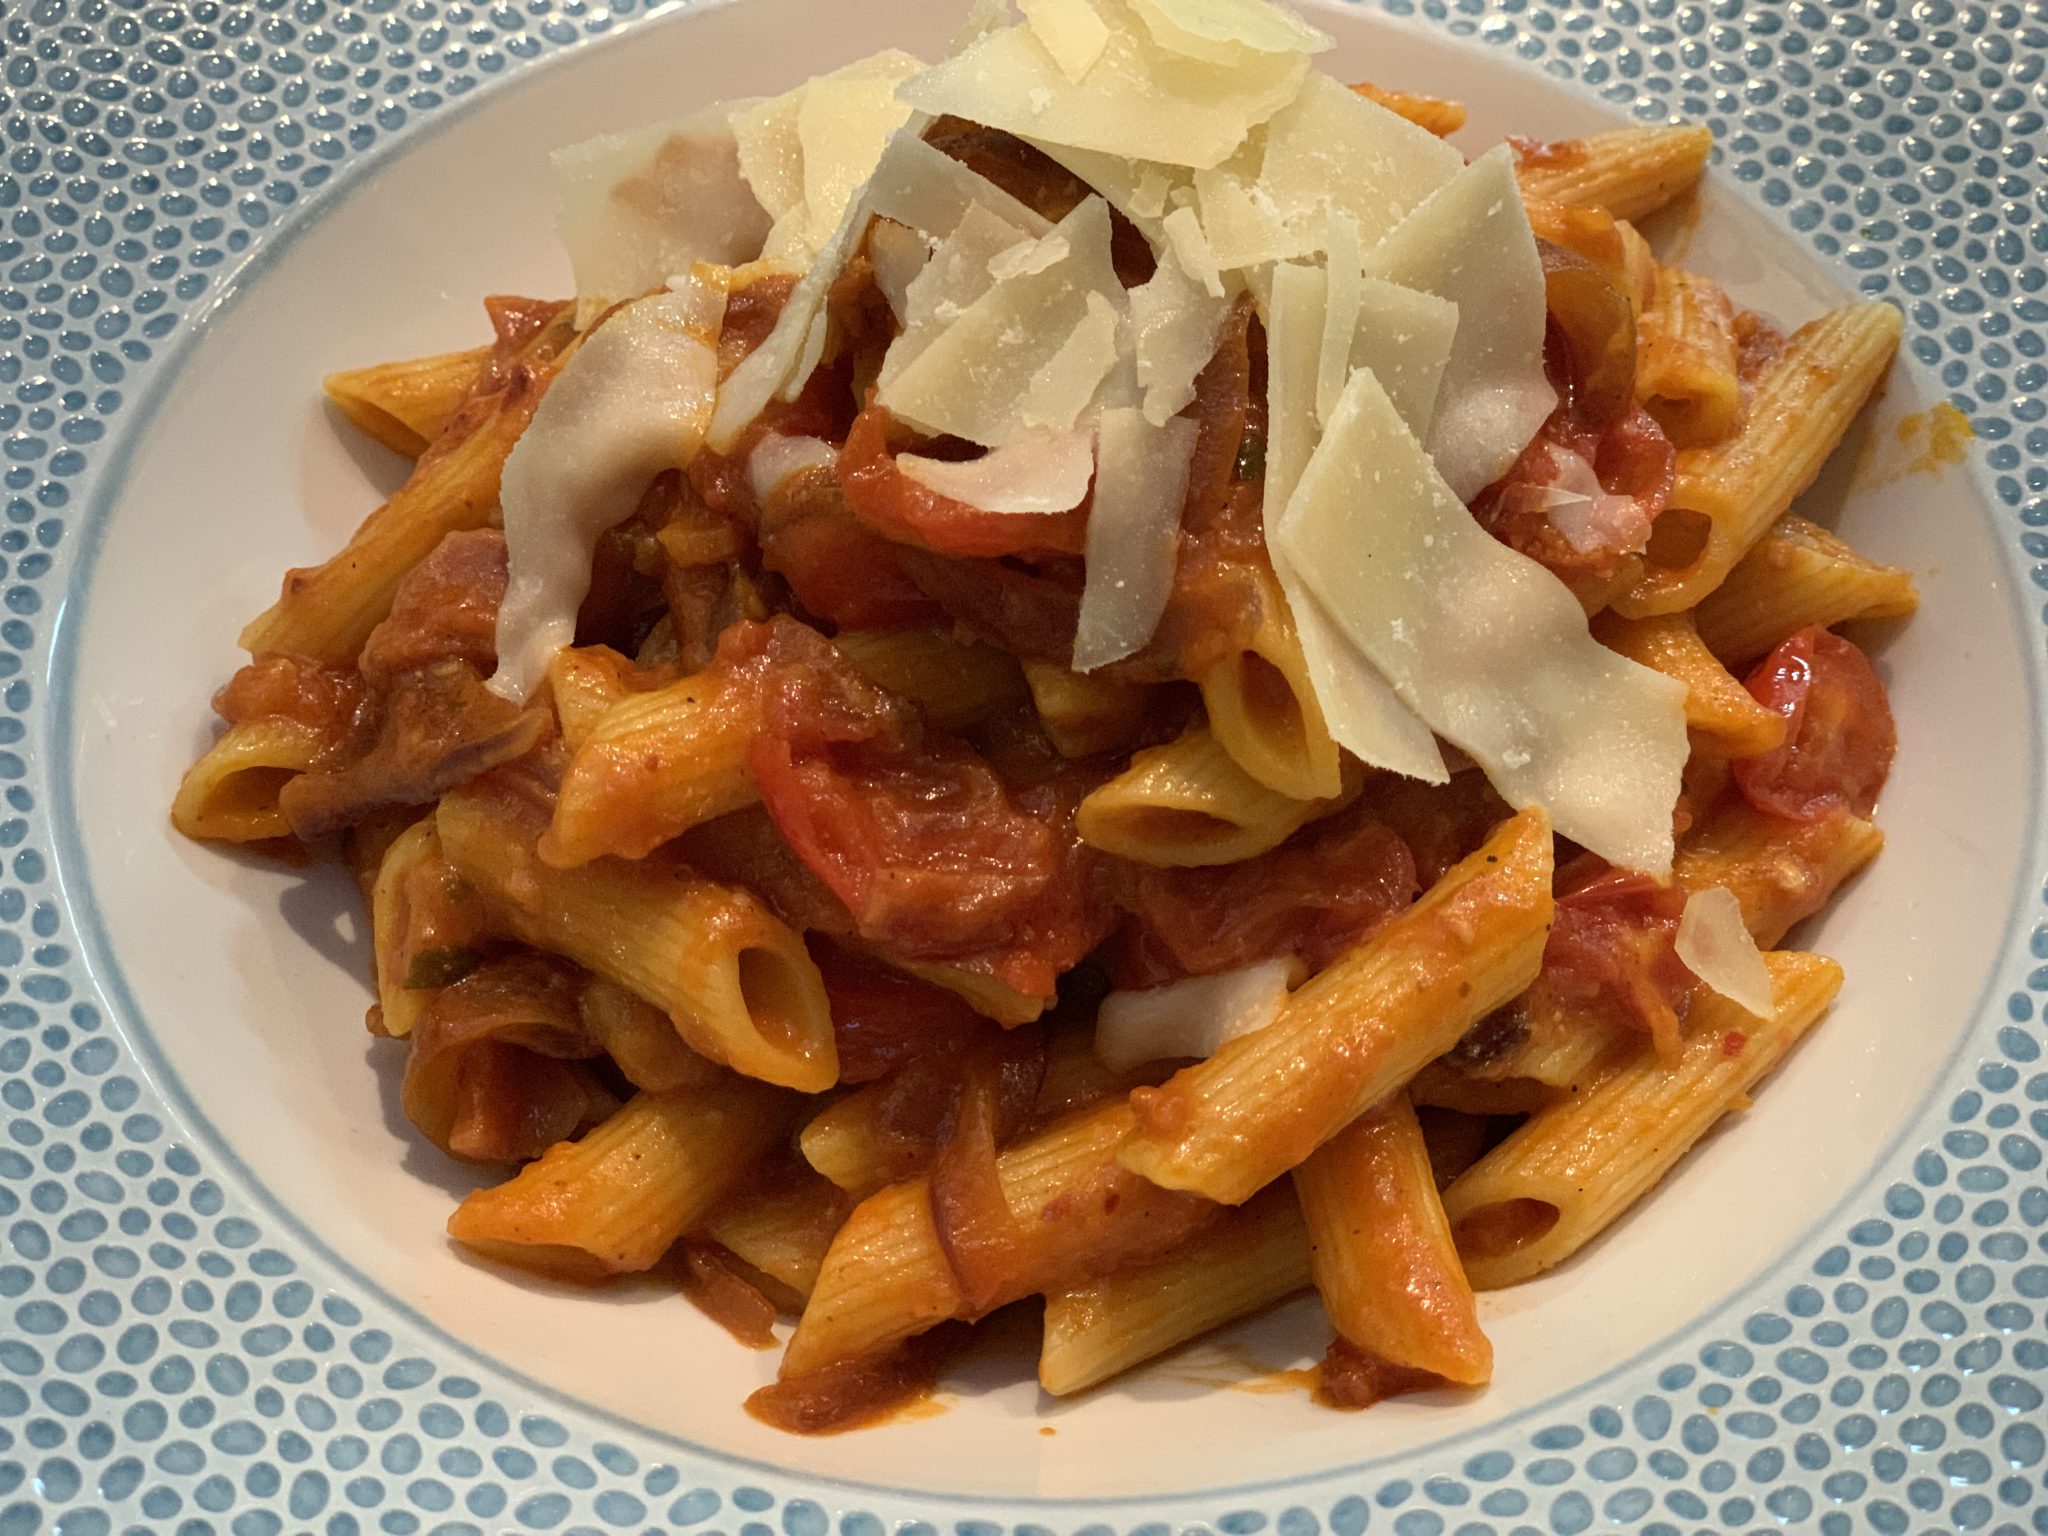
top-left (176, 0), bottom-right (1913, 1432)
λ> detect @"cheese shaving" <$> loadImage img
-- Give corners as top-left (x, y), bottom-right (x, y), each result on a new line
top-left (1315, 208), bottom-right (1363, 425)
top-left (1256, 74), bottom-right (1464, 252)
top-left (1127, 0), bottom-right (1332, 63)
top-left (1261, 258), bottom-right (1446, 781)
top-left (1019, 0), bottom-right (1112, 81)
top-left (899, 2), bottom-right (1310, 170)
top-left (1675, 886), bottom-right (1775, 1017)
top-left (747, 433), bottom-right (839, 505)
top-left (1022, 291), bottom-right (1123, 429)
top-left (492, 277), bottom-right (724, 704)
top-left (862, 132), bottom-right (1053, 239)
top-left (1274, 368), bottom-right (1688, 871)
top-left (1129, 244), bottom-right (1229, 426)
top-left (552, 109), bottom-right (771, 327)
top-left (1161, 204), bottom-right (1228, 297)
top-left (866, 218), bottom-right (932, 323)
top-left (1360, 144), bottom-right (1555, 501)
top-left (1073, 407), bottom-right (1198, 671)
top-left (878, 195), bottom-right (1125, 446)
top-left (1094, 958), bottom-right (1294, 1072)
top-left (898, 431), bottom-right (1097, 512)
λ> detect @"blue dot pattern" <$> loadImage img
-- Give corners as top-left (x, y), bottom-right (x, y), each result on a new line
top-left (3, 0), bottom-right (2047, 1530)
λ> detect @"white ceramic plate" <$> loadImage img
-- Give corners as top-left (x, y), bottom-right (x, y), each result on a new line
top-left (15, 0), bottom-right (2047, 1528)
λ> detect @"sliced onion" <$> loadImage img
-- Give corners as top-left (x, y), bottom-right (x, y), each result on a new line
top-left (897, 430), bottom-right (1096, 513)
top-left (747, 433), bottom-right (839, 505)
top-left (1675, 886), bottom-right (1774, 1018)
top-left (1093, 958), bottom-right (1295, 1072)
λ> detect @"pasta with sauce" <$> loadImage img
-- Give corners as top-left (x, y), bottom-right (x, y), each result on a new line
top-left (175, 0), bottom-right (1911, 1432)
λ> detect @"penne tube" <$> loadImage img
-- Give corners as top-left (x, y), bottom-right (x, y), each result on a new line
top-left (1513, 124), bottom-right (1714, 222)
top-left (834, 628), bottom-right (1028, 734)
top-left (324, 344), bottom-right (493, 458)
top-left (580, 976), bottom-right (724, 1093)
top-left (1077, 722), bottom-right (1359, 867)
top-left (447, 1079), bottom-right (794, 1282)
top-left (437, 781), bottom-right (838, 1092)
top-left (782, 1098), bottom-right (1214, 1375)
top-left (1635, 267), bottom-right (1742, 447)
top-left (800, 1088), bottom-right (912, 1200)
top-left (1617, 302), bottom-right (1904, 618)
top-left (171, 716), bottom-right (328, 843)
top-left (701, 1168), bottom-right (854, 1306)
top-left (1673, 799), bottom-right (1884, 949)
top-left (1591, 610), bottom-right (1787, 758)
top-left (1039, 1184), bottom-right (1310, 1396)
top-left (1116, 809), bottom-right (1555, 1205)
top-left (541, 664), bottom-right (764, 867)
top-left (1441, 950), bottom-right (1842, 1288)
top-left (546, 646), bottom-right (667, 753)
top-left (241, 304), bottom-right (576, 663)
top-left (1199, 571), bottom-right (1345, 801)
top-left (894, 957), bottom-right (1053, 1027)
top-left (1349, 81), bottom-right (1467, 137)
top-left (1293, 1094), bottom-right (1490, 1386)
top-left (1021, 660), bottom-right (1153, 759)
top-left (1691, 514), bottom-right (1920, 666)
top-left (367, 817), bottom-right (487, 1041)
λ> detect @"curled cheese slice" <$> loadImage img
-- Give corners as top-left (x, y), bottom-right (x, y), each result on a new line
top-left (1675, 886), bottom-right (1775, 1017)
top-left (1274, 367), bottom-right (1688, 873)
top-left (492, 277), bottom-right (724, 704)
top-left (1094, 958), bottom-right (1295, 1072)
top-left (897, 431), bottom-right (1097, 513)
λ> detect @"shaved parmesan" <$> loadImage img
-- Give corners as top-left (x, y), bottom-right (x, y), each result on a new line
top-left (492, 279), bottom-right (723, 703)
top-left (1360, 145), bottom-right (1555, 501)
top-left (1022, 291), bottom-right (1122, 429)
top-left (1316, 208), bottom-right (1363, 425)
top-left (1073, 407), bottom-right (1198, 671)
top-left (552, 109), bottom-right (771, 326)
top-left (862, 133), bottom-right (1052, 240)
top-left (1274, 368), bottom-right (1688, 872)
top-left (1129, 245), bottom-right (1229, 425)
top-left (1194, 161), bottom-right (1315, 271)
top-left (884, 203), bottom-right (1038, 395)
top-left (1257, 74), bottom-right (1464, 250)
top-left (747, 433), bottom-right (838, 505)
top-left (1346, 276), bottom-right (1460, 438)
top-left (867, 218), bottom-right (931, 323)
top-left (899, 4), bottom-right (1309, 169)
top-left (1675, 886), bottom-right (1774, 1017)
top-left (1094, 958), bottom-right (1294, 1072)
top-left (878, 196), bottom-right (1125, 446)
top-left (1162, 204), bottom-right (1227, 297)
top-left (1261, 258), bottom-right (1446, 782)
top-left (1020, 0), bottom-right (1112, 81)
top-left (1504, 441), bottom-right (1653, 557)
top-left (733, 52), bottom-right (922, 262)
top-left (1128, 0), bottom-right (1332, 63)
top-left (898, 431), bottom-right (1096, 512)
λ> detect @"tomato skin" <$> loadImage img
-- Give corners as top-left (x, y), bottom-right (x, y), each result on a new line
top-left (757, 467), bottom-right (944, 630)
top-left (808, 940), bottom-right (986, 1083)
top-left (1734, 626), bottom-right (1897, 820)
top-left (1535, 857), bottom-right (1692, 1052)
top-left (837, 405), bottom-right (1090, 559)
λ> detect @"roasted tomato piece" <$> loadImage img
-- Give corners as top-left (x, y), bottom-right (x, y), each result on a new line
top-left (1734, 626), bottom-right (1896, 821)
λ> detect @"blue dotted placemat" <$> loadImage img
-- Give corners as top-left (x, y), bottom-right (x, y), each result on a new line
top-left (4, 0), bottom-right (2046, 1531)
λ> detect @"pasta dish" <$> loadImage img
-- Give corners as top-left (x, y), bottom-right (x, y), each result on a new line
top-left (174, 0), bottom-right (1912, 1432)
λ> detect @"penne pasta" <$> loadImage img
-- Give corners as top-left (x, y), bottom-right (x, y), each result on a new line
top-left (447, 1078), bottom-right (794, 1281)
top-left (323, 344), bottom-right (493, 458)
top-left (1634, 267), bottom-right (1742, 448)
top-left (783, 1097), bottom-right (1214, 1375)
top-left (1441, 950), bottom-right (1843, 1288)
top-left (542, 664), bottom-right (764, 867)
top-left (170, 716), bottom-right (328, 843)
top-left (834, 628), bottom-right (1028, 734)
top-left (1116, 808), bottom-right (1554, 1204)
top-left (1591, 610), bottom-right (1788, 758)
top-left (799, 1087), bottom-right (911, 1200)
top-left (241, 304), bottom-right (577, 663)
top-left (580, 976), bottom-right (724, 1092)
top-left (1349, 81), bottom-right (1468, 138)
top-left (367, 817), bottom-right (487, 1042)
top-left (701, 1167), bottom-right (854, 1306)
top-left (1513, 124), bottom-right (1714, 222)
top-left (1199, 571), bottom-right (1345, 801)
top-left (1673, 799), bottom-right (1884, 949)
top-left (1077, 722), bottom-right (1358, 867)
top-left (1039, 1184), bottom-right (1310, 1396)
top-left (1293, 1094), bottom-right (1490, 1386)
top-left (1021, 660), bottom-right (1153, 759)
top-left (1691, 514), bottom-right (1920, 666)
top-left (546, 646), bottom-right (668, 753)
top-left (437, 780), bottom-right (838, 1091)
top-left (1617, 302), bottom-right (1904, 618)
